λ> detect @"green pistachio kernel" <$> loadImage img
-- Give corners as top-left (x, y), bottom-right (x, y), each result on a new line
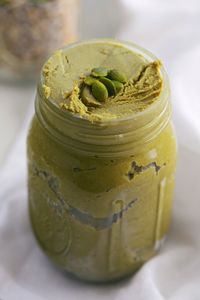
top-left (84, 76), bottom-right (98, 86)
top-left (99, 77), bottom-right (117, 96)
top-left (82, 86), bottom-right (101, 107)
top-left (112, 80), bottom-right (124, 93)
top-left (92, 81), bottom-right (108, 102)
top-left (91, 67), bottom-right (108, 78)
top-left (108, 69), bottom-right (127, 83)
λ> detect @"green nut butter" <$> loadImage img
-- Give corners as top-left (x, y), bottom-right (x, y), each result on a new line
top-left (27, 39), bottom-right (177, 282)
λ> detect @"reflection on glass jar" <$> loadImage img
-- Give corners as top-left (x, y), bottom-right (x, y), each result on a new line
top-left (27, 40), bottom-right (177, 282)
top-left (0, 0), bottom-right (79, 79)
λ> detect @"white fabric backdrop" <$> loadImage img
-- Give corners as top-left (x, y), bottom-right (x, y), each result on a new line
top-left (1, 0), bottom-right (200, 299)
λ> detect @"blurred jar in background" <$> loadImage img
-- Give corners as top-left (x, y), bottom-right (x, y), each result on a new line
top-left (0, 0), bottom-right (79, 80)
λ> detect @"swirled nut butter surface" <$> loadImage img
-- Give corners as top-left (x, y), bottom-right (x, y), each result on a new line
top-left (28, 40), bottom-right (177, 282)
top-left (42, 40), bottom-right (162, 122)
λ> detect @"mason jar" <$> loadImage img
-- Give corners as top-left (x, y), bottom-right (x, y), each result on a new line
top-left (27, 40), bottom-right (177, 282)
top-left (0, 0), bottom-right (79, 79)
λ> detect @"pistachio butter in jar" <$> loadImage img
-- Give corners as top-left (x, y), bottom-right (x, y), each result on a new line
top-left (0, 0), bottom-right (79, 79)
top-left (27, 39), bottom-right (177, 282)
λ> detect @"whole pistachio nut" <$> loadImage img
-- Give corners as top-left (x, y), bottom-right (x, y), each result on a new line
top-left (91, 67), bottom-right (108, 78)
top-left (84, 76), bottom-right (98, 86)
top-left (108, 69), bottom-right (127, 83)
top-left (112, 80), bottom-right (124, 93)
top-left (92, 81), bottom-right (108, 102)
top-left (99, 77), bottom-right (117, 96)
top-left (82, 85), bottom-right (101, 107)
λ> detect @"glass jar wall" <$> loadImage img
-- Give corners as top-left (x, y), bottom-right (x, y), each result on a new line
top-left (27, 40), bottom-right (177, 282)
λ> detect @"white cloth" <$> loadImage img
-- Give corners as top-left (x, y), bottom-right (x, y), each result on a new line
top-left (1, 0), bottom-right (200, 299)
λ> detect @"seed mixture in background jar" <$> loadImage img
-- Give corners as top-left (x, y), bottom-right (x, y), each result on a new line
top-left (0, 0), bottom-right (79, 80)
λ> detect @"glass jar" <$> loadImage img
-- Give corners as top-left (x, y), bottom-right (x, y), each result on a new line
top-left (0, 0), bottom-right (79, 80)
top-left (27, 41), bottom-right (177, 282)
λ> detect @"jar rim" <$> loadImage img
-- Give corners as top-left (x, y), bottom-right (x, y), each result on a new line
top-left (39, 38), bottom-right (170, 127)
